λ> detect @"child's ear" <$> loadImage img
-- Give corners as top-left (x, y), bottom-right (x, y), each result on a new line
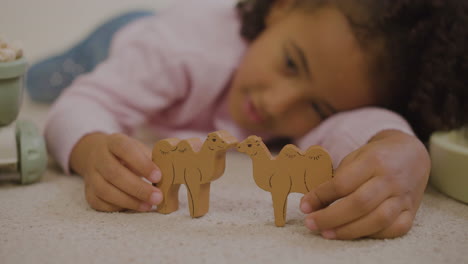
top-left (265, 0), bottom-right (296, 26)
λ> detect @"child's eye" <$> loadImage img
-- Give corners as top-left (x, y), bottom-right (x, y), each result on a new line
top-left (311, 101), bottom-right (328, 120)
top-left (284, 53), bottom-right (298, 75)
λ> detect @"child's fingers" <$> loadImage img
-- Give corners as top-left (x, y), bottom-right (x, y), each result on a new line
top-left (89, 196), bottom-right (123, 212)
top-left (124, 139), bottom-right (157, 178)
top-left (94, 180), bottom-right (153, 212)
top-left (133, 139), bottom-right (153, 159)
top-left (96, 155), bottom-right (163, 206)
top-left (89, 170), bottom-right (154, 212)
top-left (304, 176), bottom-right (391, 231)
top-left (369, 210), bottom-right (414, 239)
top-left (300, 150), bottom-right (374, 213)
top-left (319, 196), bottom-right (403, 240)
top-left (107, 133), bottom-right (161, 183)
top-left (85, 181), bottom-right (123, 212)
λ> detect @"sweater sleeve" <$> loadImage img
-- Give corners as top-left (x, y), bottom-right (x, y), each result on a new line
top-left (294, 107), bottom-right (415, 168)
top-left (44, 16), bottom-right (188, 174)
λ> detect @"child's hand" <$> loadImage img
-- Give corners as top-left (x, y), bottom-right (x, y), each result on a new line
top-left (300, 130), bottom-right (430, 240)
top-left (70, 133), bottom-right (163, 212)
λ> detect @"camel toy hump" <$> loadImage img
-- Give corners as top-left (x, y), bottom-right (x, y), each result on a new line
top-left (177, 138), bottom-right (202, 154)
top-left (277, 144), bottom-right (304, 160)
top-left (173, 138), bottom-right (202, 182)
top-left (153, 138), bottom-right (180, 158)
top-left (303, 145), bottom-right (334, 192)
top-left (305, 145), bottom-right (332, 163)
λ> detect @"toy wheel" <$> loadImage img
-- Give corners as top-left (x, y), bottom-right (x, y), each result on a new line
top-left (16, 120), bottom-right (47, 184)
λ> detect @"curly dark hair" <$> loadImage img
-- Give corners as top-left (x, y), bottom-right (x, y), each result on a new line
top-left (237, 0), bottom-right (468, 141)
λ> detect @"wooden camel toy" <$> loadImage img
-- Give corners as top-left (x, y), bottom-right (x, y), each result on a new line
top-left (237, 135), bottom-right (334, 227)
top-left (152, 130), bottom-right (238, 218)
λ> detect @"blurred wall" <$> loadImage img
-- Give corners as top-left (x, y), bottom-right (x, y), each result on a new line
top-left (0, 0), bottom-right (170, 62)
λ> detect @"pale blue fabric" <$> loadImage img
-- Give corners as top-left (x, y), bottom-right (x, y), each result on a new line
top-left (26, 10), bottom-right (154, 103)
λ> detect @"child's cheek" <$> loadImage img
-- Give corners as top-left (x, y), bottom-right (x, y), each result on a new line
top-left (279, 113), bottom-right (319, 138)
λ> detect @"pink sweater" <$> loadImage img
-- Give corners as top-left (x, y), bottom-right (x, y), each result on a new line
top-left (45, 0), bottom-right (414, 173)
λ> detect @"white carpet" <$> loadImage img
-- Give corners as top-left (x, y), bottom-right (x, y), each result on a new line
top-left (1, 120), bottom-right (468, 263)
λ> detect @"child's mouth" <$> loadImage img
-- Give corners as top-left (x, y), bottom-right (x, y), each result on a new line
top-left (244, 96), bottom-right (265, 124)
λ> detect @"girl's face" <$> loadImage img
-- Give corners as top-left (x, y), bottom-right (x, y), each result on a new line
top-left (228, 1), bottom-right (377, 138)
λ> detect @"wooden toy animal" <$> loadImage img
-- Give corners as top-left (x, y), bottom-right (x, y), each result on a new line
top-left (237, 135), bottom-right (333, 226)
top-left (152, 130), bottom-right (238, 218)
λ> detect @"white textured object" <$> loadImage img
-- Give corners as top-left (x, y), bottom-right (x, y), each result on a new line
top-left (430, 129), bottom-right (468, 204)
top-left (0, 38), bottom-right (23, 62)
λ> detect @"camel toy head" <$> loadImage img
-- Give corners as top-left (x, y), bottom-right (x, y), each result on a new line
top-left (204, 130), bottom-right (239, 151)
top-left (237, 135), bottom-right (269, 157)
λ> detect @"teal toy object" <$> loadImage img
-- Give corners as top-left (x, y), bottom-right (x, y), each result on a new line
top-left (0, 57), bottom-right (47, 184)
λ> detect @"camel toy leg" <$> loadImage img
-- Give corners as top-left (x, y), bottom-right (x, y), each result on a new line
top-left (191, 183), bottom-right (210, 218)
top-left (271, 190), bottom-right (290, 227)
top-left (184, 169), bottom-right (211, 218)
top-left (156, 182), bottom-right (181, 214)
top-left (152, 137), bottom-right (181, 214)
top-left (270, 176), bottom-right (292, 227)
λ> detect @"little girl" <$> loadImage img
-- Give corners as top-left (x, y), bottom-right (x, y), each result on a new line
top-left (37, 0), bottom-right (468, 240)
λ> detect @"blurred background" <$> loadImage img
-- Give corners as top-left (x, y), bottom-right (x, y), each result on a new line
top-left (1, 0), bottom-right (170, 128)
top-left (1, 0), bottom-right (170, 63)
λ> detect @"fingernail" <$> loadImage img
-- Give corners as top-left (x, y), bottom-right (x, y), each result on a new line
top-left (321, 230), bottom-right (336, 240)
top-left (305, 218), bottom-right (318, 231)
top-left (150, 170), bottom-right (161, 182)
top-left (150, 192), bottom-right (163, 205)
top-left (300, 201), bottom-right (312, 214)
top-left (139, 203), bottom-right (152, 212)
